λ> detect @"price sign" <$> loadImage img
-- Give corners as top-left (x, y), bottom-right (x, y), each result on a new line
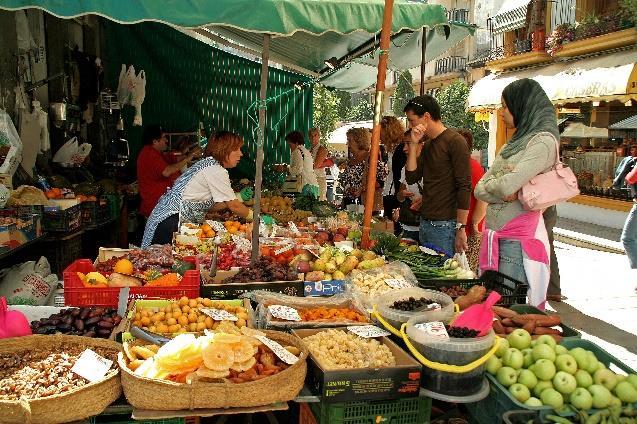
top-left (414, 321), bottom-right (449, 341)
top-left (201, 308), bottom-right (238, 321)
top-left (254, 335), bottom-right (299, 365)
top-left (274, 243), bottom-right (295, 256)
top-left (71, 349), bottom-right (113, 382)
top-left (268, 305), bottom-right (301, 321)
top-left (384, 278), bottom-right (411, 289)
top-left (209, 221), bottom-right (226, 233)
top-left (288, 222), bottom-right (301, 235)
top-left (347, 325), bottom-right (391, 338)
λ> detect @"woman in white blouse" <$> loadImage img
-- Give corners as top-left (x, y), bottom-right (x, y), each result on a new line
top-left (286, 130), bottom-right (319, 196)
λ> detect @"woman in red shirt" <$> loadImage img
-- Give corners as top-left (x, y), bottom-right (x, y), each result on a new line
top-left (457, 129), bottom-right (487, 272)
top-left (137, 125), bottom-right (198, 217)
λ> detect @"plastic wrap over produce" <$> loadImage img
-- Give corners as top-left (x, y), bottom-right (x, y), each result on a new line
top-left (345, 261), bottom-right (418, 309)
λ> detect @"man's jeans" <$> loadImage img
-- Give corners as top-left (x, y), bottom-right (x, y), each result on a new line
top-left (419, 219), bottom-right (456, 256)
top-left (621, 203), bottom-right (637, 269)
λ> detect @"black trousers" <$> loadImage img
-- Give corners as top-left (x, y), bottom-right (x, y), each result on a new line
top-left (151, 213), bottom-right (179, 245)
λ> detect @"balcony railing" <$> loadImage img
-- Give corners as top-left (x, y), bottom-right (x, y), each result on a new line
top-left (483, 38), bottom-right (534, 62)
top-left (434, 56), bottom-right (467, 75)
top-left (447, 8), bottom-right (470, 24)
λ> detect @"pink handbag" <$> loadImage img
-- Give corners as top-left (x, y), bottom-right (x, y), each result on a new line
top-left (518, 139), bottom-right (579, 211)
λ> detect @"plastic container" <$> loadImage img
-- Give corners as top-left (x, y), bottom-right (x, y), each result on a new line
top-left (509, 304), bottom-right (581, 340)
top-left (303, 396), bottom-right (432, 424)
top-left (418, 270), bottom-right (529, 306)
top-left (62, 257), bottom-right (200, 307)
top-left (43, 203), bottom-right (82, 232)
top-left (404, 314), bottom-right (497, 398)
top-left (466, 339), bottom-right (637, 424)
top-left (374, 287), bottom-right (454, 335)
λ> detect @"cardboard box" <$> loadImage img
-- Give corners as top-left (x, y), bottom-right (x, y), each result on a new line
top-left (292, 328), bottom-right (422, 403)
top-left (372, 218), bottom-right (395, 234)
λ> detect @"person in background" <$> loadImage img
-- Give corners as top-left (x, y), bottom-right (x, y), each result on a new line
top-left (543, 206), bottom-right (564, 301)
top-left (309, 127), bottom-right (329, 201)
top-left (137, 125), bottom-right (200, 218)
top-left (615, 144), bottom-right (637, 182)
top-left (404, 95), bottom-right (472, 256)
top-left (339, 127), bottom-right (371, 208)
top-left (286, 130), bottom-right (319, 196)
top-left (142, 131), bottom-right (251, 247)
top-left (380, 116), bottom-right (407, 235)
top-left (396, 130), bottom-right (423, 242)
top-left (456, 129), bottom-right (487, 273)
top-left (613, 150), bottom-right (637, 292)
top-left (475, 78), bottom-right (558, 308)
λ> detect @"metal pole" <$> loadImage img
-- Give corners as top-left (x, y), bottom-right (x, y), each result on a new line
top-left (250, 34), bottom-right (271, 264)
top-left (361, 0), bottom-right (395, 249)
top-left (420, 29), bottom-right (427, 96)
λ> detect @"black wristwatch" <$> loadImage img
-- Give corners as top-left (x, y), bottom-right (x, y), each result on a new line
top-left (455, 223), bottom-right (466, 231)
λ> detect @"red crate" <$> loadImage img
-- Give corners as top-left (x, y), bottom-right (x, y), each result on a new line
top-left (63, 257), bottom-right (200, 307)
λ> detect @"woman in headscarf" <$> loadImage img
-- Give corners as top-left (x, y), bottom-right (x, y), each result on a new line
top-left (475, 78), bottom-right (558, 308)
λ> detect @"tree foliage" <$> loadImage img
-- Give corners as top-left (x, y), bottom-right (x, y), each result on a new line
top-left (347, 98), bottom-right (374, 121)
top-left (621, 0), bottom-right (637, 22)
top-left (392, 70), bottom-right (415, 116)
top-left (334, 90), bottom-right (352, 121)
top-left (312, 84), bottom-right (340, 142)
top-left (435, 80), bottom-right (488, 151)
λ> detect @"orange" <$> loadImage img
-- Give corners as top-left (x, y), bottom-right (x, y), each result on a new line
top-left (114, 258), bottom-right (134, 275)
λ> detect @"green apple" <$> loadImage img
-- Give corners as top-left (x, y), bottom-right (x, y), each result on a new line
top-left (509, 383), bottom-right (531, 403)
top-left (594, 368), bottom-right (618, 391)
top-left (524, 397), bottom-right (543, 407)
top-left (532, 344), bottom-right (556, 362)
top-left (609, 395), bottom-right (622, 408)
top-left (540, 388), bottom-right (564, 409)
top-left (555, 345), bottom-right (568, 355)
top-left (495, 338), bottom-right (510, 358)
top-left (553, 371), bottom-right (577, 395)
top-left (534, 359), bottom-right (557, 381)
top-left (589, 384), bottom-right (612, 409)
top-left (486, 356), bottom-right (502, 375)
top-left (503, 348), bottom-right (524, 370)
top-left (569, 347), bottom-right (590, 371)
top-left (522, 349), bottom-right (534, 368)
top-left (507, 329), bottom-right (532, 350)
top-left (533, 380), bottom-right (553, 397)
top-left (626, 374), bottom-right (637, 389)
top-left (530, 340), bottom-right (538, 348)
top-left (585, 351), bottom-right (600, 374)
top-left (575, 369), bottom-right (593, 388)
top-left (535, 334), bottom-right (557, 349)
top-left (497, 366), bottom-right (518, 387)
top-left (528, 364), bottom-right (537, 374)
top-left (616, 374), bottom-right (626, 382)
top-left (569, 387), bottom-right (593, 410)
top-left (614, 381), bottom-right (637, 403)
top-left (555, 354), bottom-right (578, 375)
top-left (518, 369), bottom-right (538, 390)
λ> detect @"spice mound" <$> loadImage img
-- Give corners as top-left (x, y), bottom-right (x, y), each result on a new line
top-left (0, 345), bottom-right (118, 400)
top-left (302, 329), bottom-right (395, 370)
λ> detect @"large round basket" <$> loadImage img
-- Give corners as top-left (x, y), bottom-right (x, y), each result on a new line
top-left (0, 335), bottom-right (122, 424)
top-left (120, 330), bottom-right (307, 410)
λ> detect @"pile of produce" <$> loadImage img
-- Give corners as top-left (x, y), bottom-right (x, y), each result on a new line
top-left (223, 257), bottom-right (299, 284)
top-left (488, 329), bottom-right (637, 412)
top-left (124, 328), bottom-right (299, 384)
top-left (131, 297), bottom-right (250, 333)
top-left (205, 209), bottom-right (245, 223)
top-left (349, 269), bottom-right (414, 302)
top-left (390, 296), bottom-right (437, 312)
top-left (96, 245), bottom-right (176, 274)
top-left (439, 285), bottom-right (469, 297)
top-left (261, 195), bottom-right (312, 224)
top-left (492, 306), bottom-right (565, 342)
top-left (0, 344), bottom-right (118, 400)
top-left (293, 193), bottom-right (338, 218)
top-left (214, 242), bottom-right (250, 271)
top-left (301, 247), bottom-right (384, 282)
top-left (545, 406), bottom-right (637, 423)
top-left (294, 307), bottom-right (367, 323)
top-left (31, 307), bottom-right (121, 338)
top-left (0, 216), bottom-right (35, 229)
top-left (77, 265), bottom-right (183, 288)
top-left (302, 329), bottom-right (395, 370)
top-left (446, 326), bottom-right (480, 338)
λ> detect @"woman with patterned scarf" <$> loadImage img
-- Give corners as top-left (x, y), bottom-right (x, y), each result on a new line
top-left (475, 78), bottom-right (559, 309)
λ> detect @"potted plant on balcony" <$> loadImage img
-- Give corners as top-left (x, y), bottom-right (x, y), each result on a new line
top-left (546, 23), bottom-right (575, 55)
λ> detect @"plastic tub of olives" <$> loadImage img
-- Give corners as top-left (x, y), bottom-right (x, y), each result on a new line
top-left (375, 287), bottom-right (454, 333)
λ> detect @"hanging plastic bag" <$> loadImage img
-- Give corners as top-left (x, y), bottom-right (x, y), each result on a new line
top-left (70, 142), bottom-right (92, 165)
top-left (116, 64), bottom-right (129, 107)
top-left (52, 136), bottom-right (79, 163)
top-left (131, 70), bottom-right (146, 126)
top-left (0, 257), bottom-right (58, 305)
top-left (0, 110), bottom-right (24, 176)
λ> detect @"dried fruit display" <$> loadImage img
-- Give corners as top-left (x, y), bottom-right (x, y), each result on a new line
top-left (302, 329), bottom-right (395, 370)
top-left (30, 307), bottom-right (122, 338)
top-left (296, 307), bottom-right (368, 323)
top-left (0, 345), bottom-right (118, 400)
top-left (131, 297), bottom-right (250, 333)
top-left (96, 245), bottom-right (175, 274)
top-left (124, 327), bottom-right (298, 384)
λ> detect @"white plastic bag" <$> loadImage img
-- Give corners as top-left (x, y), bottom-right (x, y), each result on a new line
top-left (116, 64), bottom-right (129, 107)
top-left (131, 70), bottom-right (146, 126)
top-left (0, 257), bottom-right (58, 306)
top-left (52, 136), bottom-right (79, 163)
top-left (0, 110), bottom-right (23, 176)
top-left (70, 142), bottom-right (92, 165)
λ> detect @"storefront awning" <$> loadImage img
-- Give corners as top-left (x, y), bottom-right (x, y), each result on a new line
top-left (561, 123), bottom-right (609, 139)
top-left (610, 115), bottom-right (637, 130)
top-left (491, 0), bottom-right (531, 35)
top-left (468, 50), bottom-right (637, 111)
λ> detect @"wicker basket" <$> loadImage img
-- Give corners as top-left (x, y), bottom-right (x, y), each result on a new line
top-left (0, 335), bottom-right (122, 424)
top-left (119, 330), bottom-right (307, 411)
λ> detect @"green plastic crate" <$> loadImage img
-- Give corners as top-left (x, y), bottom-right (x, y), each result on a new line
top-left (508, 305), bottom-right (581, 340)
top-left (466, 339), bottom-right (636, 424)
top-left (308, 396), bottom-right (431, 424)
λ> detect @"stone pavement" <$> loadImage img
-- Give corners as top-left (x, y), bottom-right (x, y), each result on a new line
top-left (554, 217), bottom-right (624, 254)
